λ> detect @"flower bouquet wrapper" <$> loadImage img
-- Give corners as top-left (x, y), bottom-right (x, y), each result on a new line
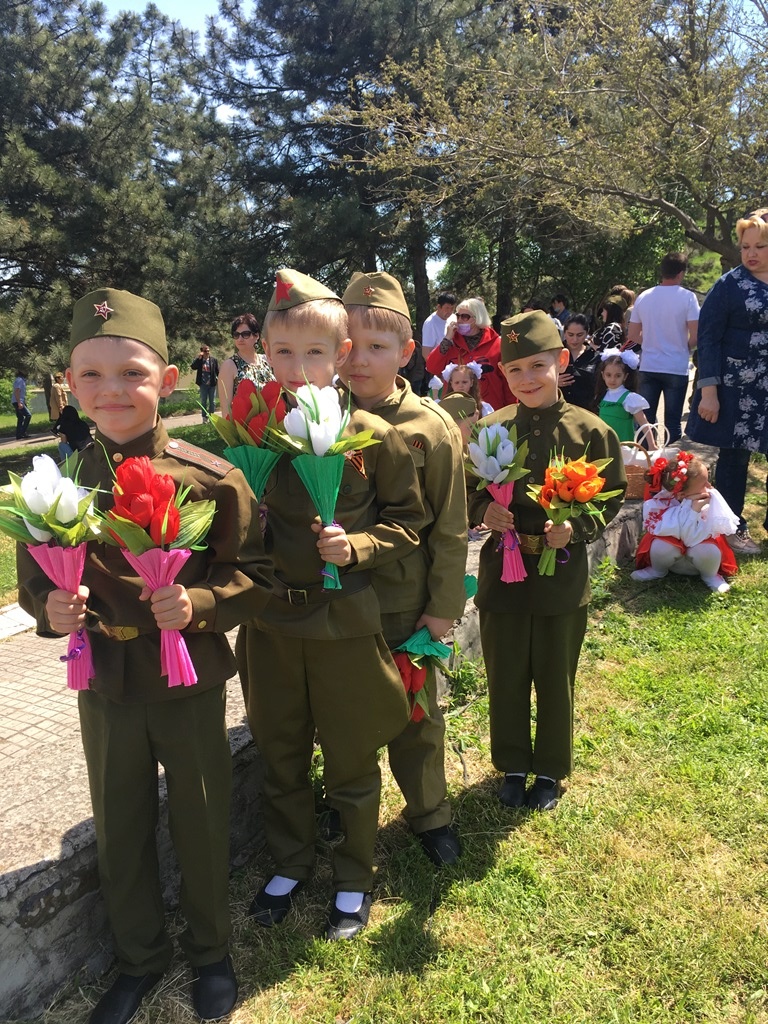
top-left (223, 444), bottom-right (281, 502)
top-left (27, 543), bottom-right (95, 690)
top-left (393, 626), bottom-right (452, 722)
top-left (487, 481), bottom-right (527, 583)
top-left (121, 547), bottom-right (197, 687)
top-left (291, 451), bottom-right (346, 590)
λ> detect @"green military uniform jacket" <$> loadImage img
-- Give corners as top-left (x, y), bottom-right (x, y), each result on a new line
top-left (253, 404), bottom-right (424, 639)
top-left (467, 397), bottom-right (627, 616)
top-left (18, 421), bottom-right (274, 702)
top-left (343, 378), bottom-right (468, 622)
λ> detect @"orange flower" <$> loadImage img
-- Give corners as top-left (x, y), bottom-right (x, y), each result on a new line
top-left (562, 458), bottom-right (598, 485)
top-left (539, 484), bottom-right (556, 508)
top-left (573, 476), bottom-right (605, 502)
top-left (556, 480), bottom-right (576, 502)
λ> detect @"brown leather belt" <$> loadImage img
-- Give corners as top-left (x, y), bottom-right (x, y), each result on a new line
top-left (272, 570), bottom-right (371, 606)
top-left (99, 623), bottom-right (140, 641)
top-left (517, 533), bottom-right (545, 555)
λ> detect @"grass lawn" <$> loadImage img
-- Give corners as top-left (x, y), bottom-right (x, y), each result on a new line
top-left (6, 461), bottom-right (768, 1024)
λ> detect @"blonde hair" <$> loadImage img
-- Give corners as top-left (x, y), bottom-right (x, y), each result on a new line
top-left (455, 297), bottom-right (492, 329)
top-left (263, 300), bottom-right (348, 348)
top-left (345, 304), bottom-right (412, 346)
top-left (736, 214), bottom-right (768, 244)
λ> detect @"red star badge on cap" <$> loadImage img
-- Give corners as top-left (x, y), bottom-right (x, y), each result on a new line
top-left (506, 329), bottom-right (519, 344)
top-left (363, 286), bottom-right (375, 297)
top-left (275, 275), bottom-right (293, 303)
top-left (93, 301), bottom-right (113, 320)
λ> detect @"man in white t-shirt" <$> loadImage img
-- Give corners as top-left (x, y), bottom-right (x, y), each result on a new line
top-left (626, 252), bottom-right (699, 443)
top-left (421, 292), bottom-right (456, 356)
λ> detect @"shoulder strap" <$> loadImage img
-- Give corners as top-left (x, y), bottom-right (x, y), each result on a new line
top-left (164, 438), bottom-right (233, 477)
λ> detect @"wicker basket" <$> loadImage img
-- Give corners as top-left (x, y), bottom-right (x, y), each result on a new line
top-left (622, 441), bottom-right (652, 500)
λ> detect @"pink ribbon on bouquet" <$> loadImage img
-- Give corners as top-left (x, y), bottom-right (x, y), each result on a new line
top-left (27, 544), bottom-right (95, 690)
top-left (121, 547), bottom-right (197, 687)
top-left (487, 481), bottom-right (527, 583)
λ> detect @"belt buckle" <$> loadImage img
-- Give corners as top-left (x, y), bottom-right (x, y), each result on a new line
top-left (100, 623), bottom-right (139, 641)
top-left (287, 588), bottom-right (309, 606)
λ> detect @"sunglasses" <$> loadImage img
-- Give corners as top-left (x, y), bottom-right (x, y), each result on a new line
top-left (233, 330), bottom-right (254, 339)
top-left (456, 313), bottom-right (473, 321)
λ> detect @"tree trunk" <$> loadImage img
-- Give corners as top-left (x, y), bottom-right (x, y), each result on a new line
top-left (408, 210), bottom-right (431, 340)
top-left (495, 213), bottom-right (516, 326)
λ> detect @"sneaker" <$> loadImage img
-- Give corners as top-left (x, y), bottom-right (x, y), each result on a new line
top-left (729, 529), bottom-right (761, 555)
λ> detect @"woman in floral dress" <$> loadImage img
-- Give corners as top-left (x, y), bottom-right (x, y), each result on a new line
top-left (686, 210), bottom-right (768, 554)
top-left (217, 313), bottom-right (275, 418)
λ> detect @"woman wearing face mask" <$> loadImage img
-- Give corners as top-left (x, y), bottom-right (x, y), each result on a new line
top-left (425, 296), bottom-right (514, 409)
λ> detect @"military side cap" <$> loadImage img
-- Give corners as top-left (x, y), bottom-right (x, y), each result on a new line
top-left (440, 393), bottom-right (477, 424)
top-left (500, 309), bottom-right (563, 363)
top-left (267, 269), bottom-right (341, 311)
top-left (70, 288), bottom-right (168, 361)
top-left (342, 271), bottom-right (411, 322)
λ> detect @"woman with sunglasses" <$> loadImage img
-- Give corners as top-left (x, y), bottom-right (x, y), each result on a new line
top-left (217, 313), bottom-right (275, 417)
top-left (425, 297), bottom-right (513, 410)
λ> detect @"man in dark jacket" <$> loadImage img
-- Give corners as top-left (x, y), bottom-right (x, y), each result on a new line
top-left (191, 346), bottom-right (219, 421)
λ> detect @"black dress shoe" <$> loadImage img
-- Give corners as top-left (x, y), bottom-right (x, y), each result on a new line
top-left (416, 825), bottom-right (462, 866)
top-left (248, 880), bottom-right (304, 926)
top-left (192, 954), bottom-right (238, 1021)
top-left (89, 971), bottom-right (163, 1024)
top-left (498, 773), bottom-right (527, 808)
top-left (526, 776), bottom-right (562, 811)
top-left (325, 893), bottom-right (372, 941)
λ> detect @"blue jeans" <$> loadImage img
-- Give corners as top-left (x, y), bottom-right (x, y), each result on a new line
top-left (13, 402), bottom-right (32, 439)
top-left (199, 383), bottom-right (216, 419)
top-left (638, 371), bottom-right (689, 444)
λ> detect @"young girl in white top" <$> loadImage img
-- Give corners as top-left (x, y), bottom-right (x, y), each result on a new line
top-left (430, 361), bottom-right (494, 416)
top-left (595, 349), bottom-right (656, 446)
top-left (631, 452), bottom-right (739, 593)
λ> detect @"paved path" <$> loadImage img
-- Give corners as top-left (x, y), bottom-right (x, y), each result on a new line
top-left (0, 410), bottom-right (205, 452)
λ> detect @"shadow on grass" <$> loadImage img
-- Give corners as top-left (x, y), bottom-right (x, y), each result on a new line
top-left (226, 769), bottom-right (528, 998)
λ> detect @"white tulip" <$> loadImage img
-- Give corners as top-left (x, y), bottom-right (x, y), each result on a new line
top-left (478, 423), bottom-right (509, 453)
top-left (287, 385), bottom-right (344, 456)
top-left (283, 406), bottom-right (310, 441)
top-left (23, 519), bottom-right (53, 542)
top-left (20, 454), bottom-right (62, 514)
top-left (495, 438), bottom-right (518, 467)
top-left (53, 477), bottom-right (80, 524)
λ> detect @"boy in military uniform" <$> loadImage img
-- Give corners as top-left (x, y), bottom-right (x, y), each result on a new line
top-left (466, 310), bottom-right (626, 812)
top-left (340, 271), bottom-right (468, 866)
top-left (18, 289), bottom-right (274, 1024)
top-left (238, 270), bottom-right (423, 940)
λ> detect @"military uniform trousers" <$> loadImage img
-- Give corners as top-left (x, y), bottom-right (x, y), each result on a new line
top-left (239, 626), bottom-right (409, 892)
top-left (381, 610), bottom-right (451, 835)
top-left (78, 684), bottom-right (232, 975)
top-left (479, 606), bottom-right (589, 781)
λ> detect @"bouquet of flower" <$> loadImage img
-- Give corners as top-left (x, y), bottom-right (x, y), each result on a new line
top-left (209, 380), bottom-right (286, 500)
top-left (266, 384), bottom-right (380, 590)
top-left (466, 422), bottom-right (530, 583)
top-left (527, 450), bottom-right (624, 576)
top-left (393, 626), bottom-right (452, 722)
top-left (0, 453), bottom-right (100, 689)
top-left (103, 456), bottom-right (215, 687)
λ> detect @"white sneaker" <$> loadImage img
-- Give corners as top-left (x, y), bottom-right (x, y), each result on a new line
top-left (701, 574), bottom-right (730, 594)
top-left (729, 529), bottom-right (761, 555)
top-left (631, 567), bottom-right (668, 581)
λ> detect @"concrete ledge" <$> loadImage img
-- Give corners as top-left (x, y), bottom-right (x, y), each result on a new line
top-left (0, 692), bottom-right (263, 1020)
